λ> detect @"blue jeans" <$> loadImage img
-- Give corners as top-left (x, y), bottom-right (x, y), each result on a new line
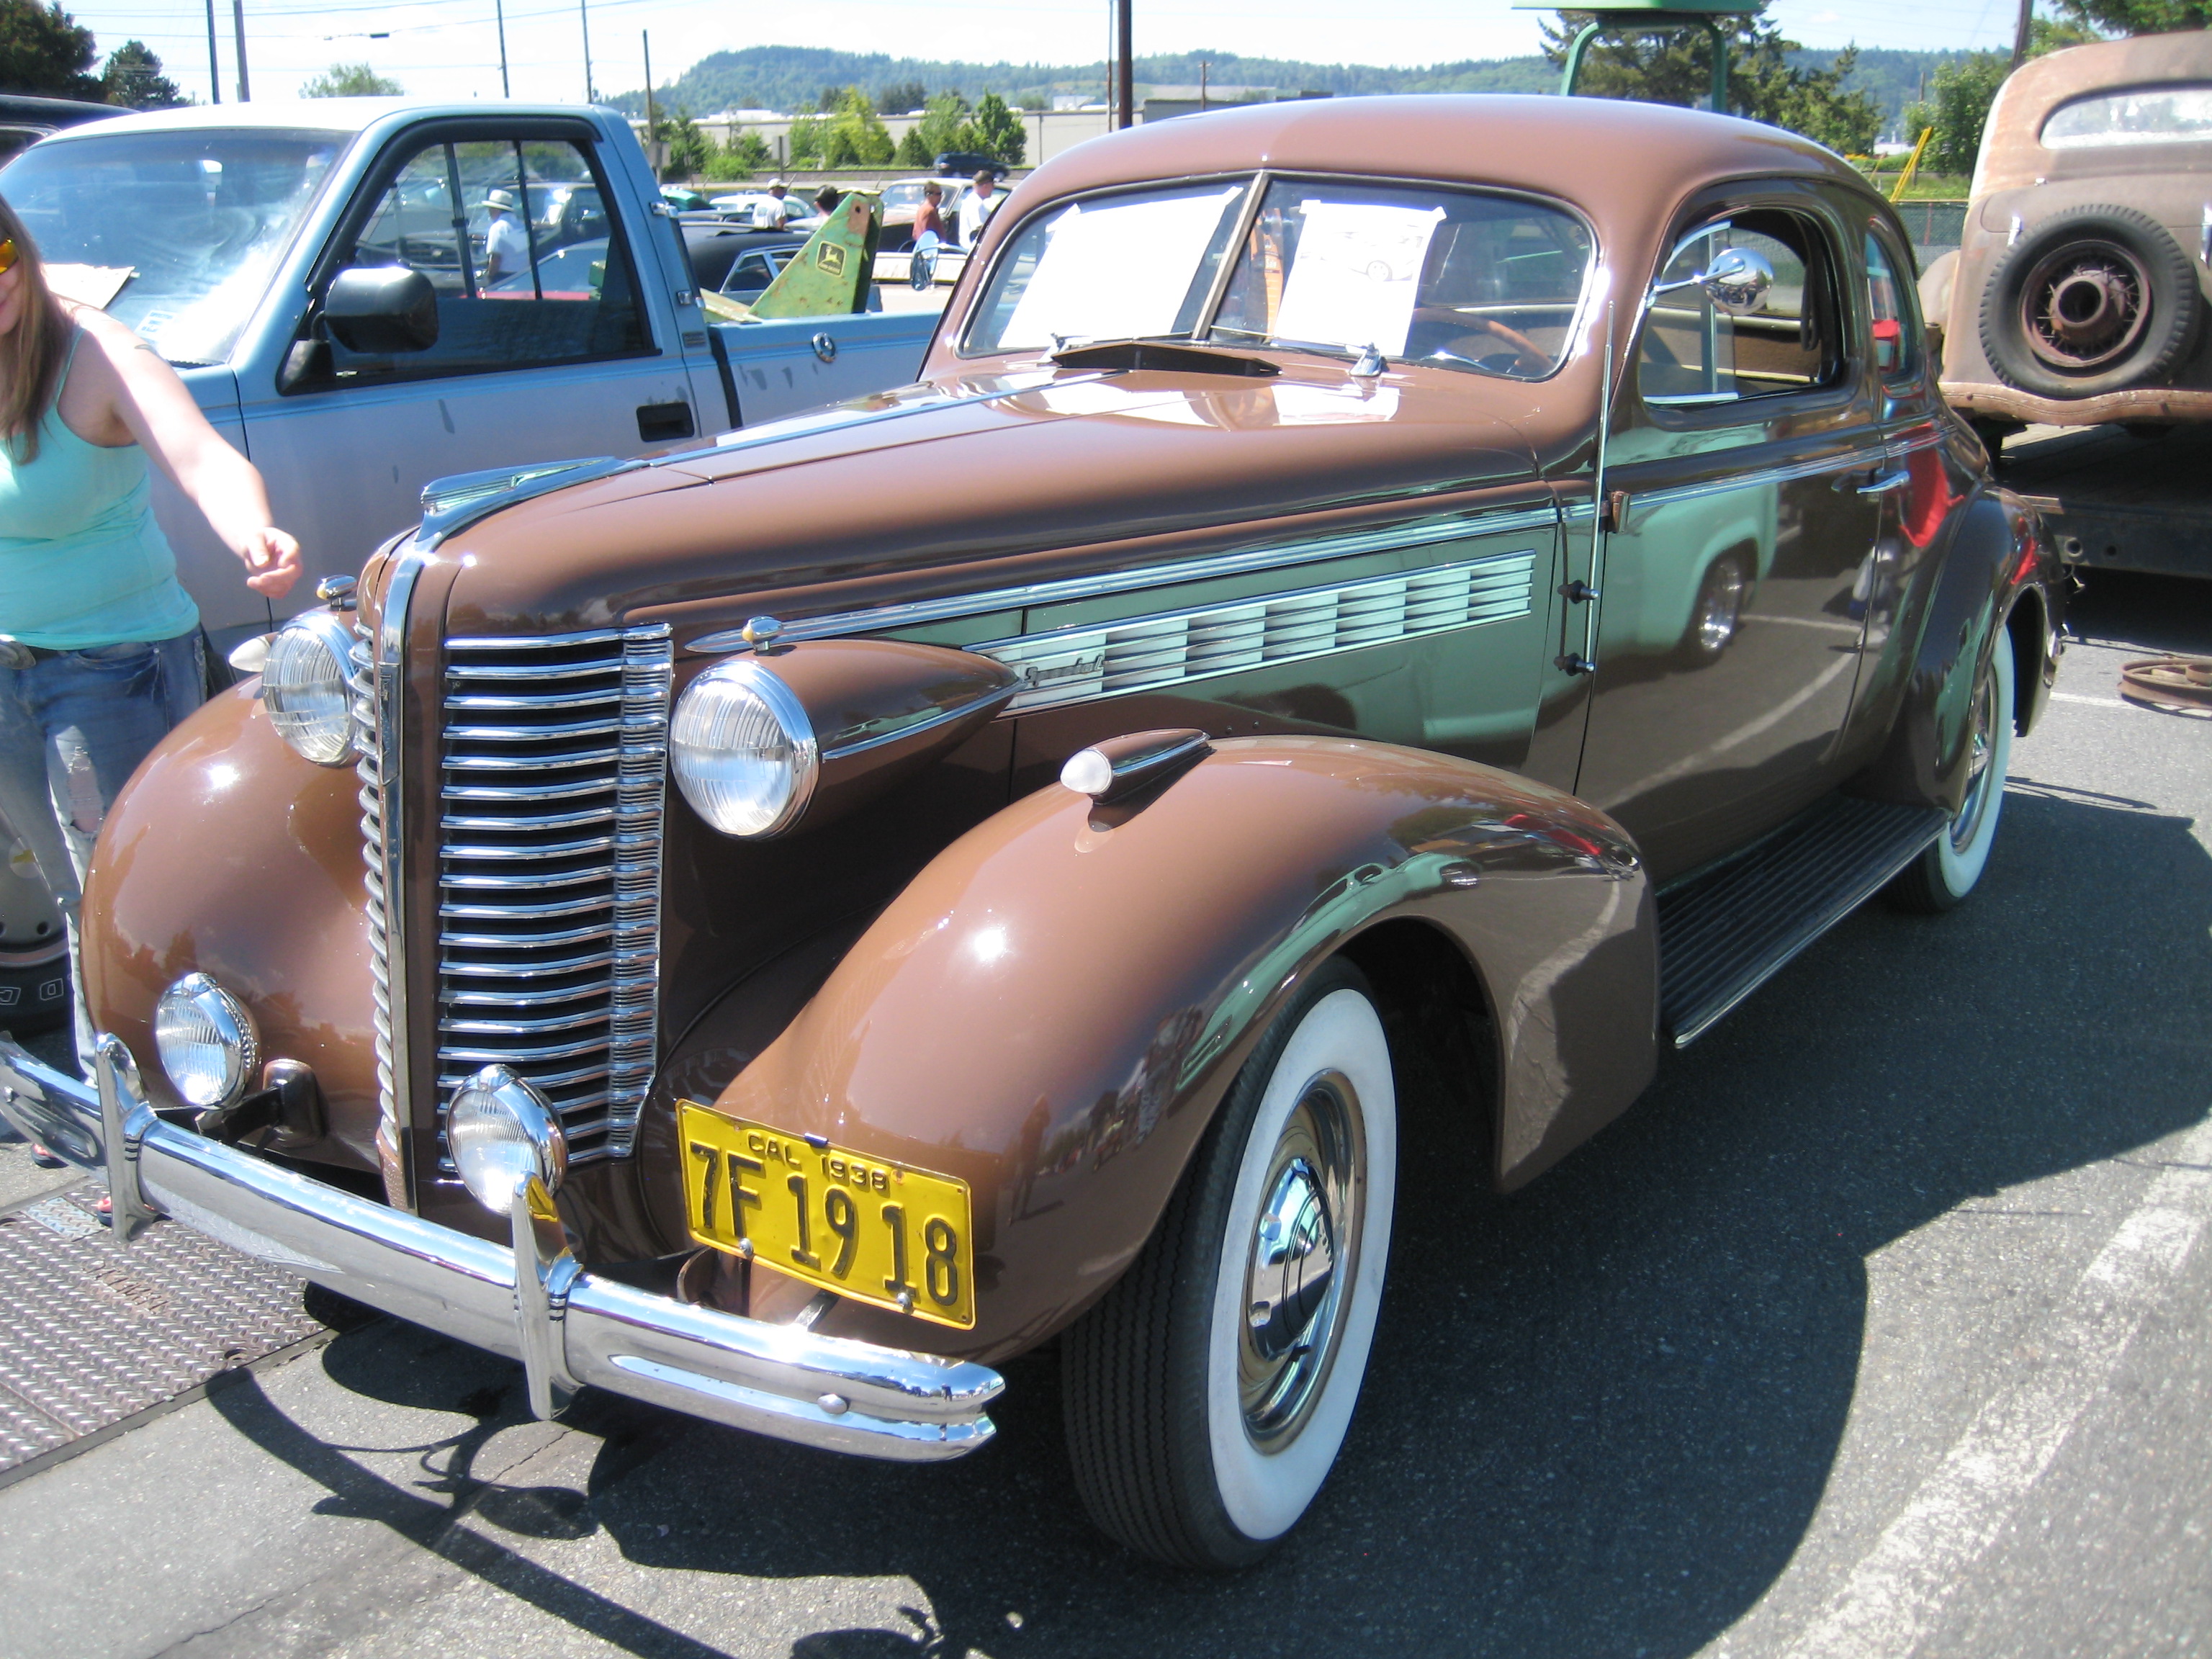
top-left (0, 631), bottom-right (205, 1072)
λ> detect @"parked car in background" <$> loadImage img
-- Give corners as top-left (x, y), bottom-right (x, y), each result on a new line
top-left (0, 91), bottom-right (119, 163)
top-left (4, 96), bottom-right (2060, 1577)
top-left (678, 222), bottom-right (809, 295)
top-left (709, 190), bottom-right (825, 232)
top-left (879, 175), bottom-right (971, 243)
top-left (934, 150), bottom-right (1008, 179)
top-left (1923, 31), bottom-right (2212, 440)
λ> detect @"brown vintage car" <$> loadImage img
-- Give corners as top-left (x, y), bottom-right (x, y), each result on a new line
top-left (1926, 31), bottom-right (2212, 436)
top-left (0, 95), bottom-right (2062, 1568)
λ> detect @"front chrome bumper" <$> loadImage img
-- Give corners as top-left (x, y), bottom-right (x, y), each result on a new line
top-left (0, 1035), bottom-right (1002, 1460)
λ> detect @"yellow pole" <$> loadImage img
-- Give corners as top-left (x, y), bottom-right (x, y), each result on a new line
top-left (1890, 127), bottom-right (1933, 203)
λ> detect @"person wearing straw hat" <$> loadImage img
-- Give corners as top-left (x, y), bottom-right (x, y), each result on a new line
top-left (482, 187), bottom-right (529, 283)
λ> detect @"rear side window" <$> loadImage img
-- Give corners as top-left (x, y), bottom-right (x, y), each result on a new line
top-left (1638, 210), bottom-right (1843, 408)
top-left (1863, 231), bottom-right (1920, 382)
top-left (2043, 85), bottom-right (2212, 148)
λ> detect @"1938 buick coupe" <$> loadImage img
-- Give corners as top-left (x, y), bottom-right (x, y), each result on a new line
top-left (0, 95), bottom-right (2062, 1568)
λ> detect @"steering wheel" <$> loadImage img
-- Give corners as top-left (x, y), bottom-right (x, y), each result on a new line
top-left (1460, 315), bottom-right (1551, 375)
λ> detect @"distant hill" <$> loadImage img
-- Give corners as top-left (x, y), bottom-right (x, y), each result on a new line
top-left (614, 42), bottom-right (1987, 140)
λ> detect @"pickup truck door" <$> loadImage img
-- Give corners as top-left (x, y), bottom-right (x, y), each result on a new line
top-left (237, 119), bottom-right (705, 598)
top-left (1570, 202), bottom-right (1887, 884)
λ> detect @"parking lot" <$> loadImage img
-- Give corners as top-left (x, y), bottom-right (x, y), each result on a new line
top-left (0, 566), bottom-right (2201, 1657)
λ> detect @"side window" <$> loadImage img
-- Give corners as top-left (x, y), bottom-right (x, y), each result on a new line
top-left (320, 135), bottom-right (648, 384)
top-left (1638, 211), bottom-right (1843, 408)
top-left (1863, 230), bottom-right (1921, 382)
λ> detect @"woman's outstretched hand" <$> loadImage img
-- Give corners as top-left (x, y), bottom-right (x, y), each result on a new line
top-left (240, 526), bottom-right (302, 598)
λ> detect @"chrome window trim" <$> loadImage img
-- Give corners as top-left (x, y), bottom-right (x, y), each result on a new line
top-left (685, 503), bottom-right (1560, 657)
top-left (1567, 433), bottom-right (1897, 523)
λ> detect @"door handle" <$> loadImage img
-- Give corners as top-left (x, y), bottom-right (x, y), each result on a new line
top-left (1854, 469), bottom-right (1910, 496)
top-left (637, 400), bottom-right (695, 442)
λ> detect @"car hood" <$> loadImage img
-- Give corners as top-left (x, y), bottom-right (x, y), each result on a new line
top-left (433, 361), bottom-right (1547, 637)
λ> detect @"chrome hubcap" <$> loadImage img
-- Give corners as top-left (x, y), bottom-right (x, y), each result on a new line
top-left (1239, 1076), bottom-right (1362, 1447)
top-left (1697, 563), bottom-right (1745, 655)
top-left (1951, 663), bottom-right (1997, 853)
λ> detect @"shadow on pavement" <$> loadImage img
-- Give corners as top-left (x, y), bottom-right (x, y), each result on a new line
top-left (210, 784), bottom-right (2211, 1659)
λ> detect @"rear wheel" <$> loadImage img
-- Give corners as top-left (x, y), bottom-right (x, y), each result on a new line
top-left (1063, 958), bottom-right (1397, 1568)
top-left (1889, 636), bottom-right (2015, 914)
top-left (1683, 553), bottom-right (1748, 663)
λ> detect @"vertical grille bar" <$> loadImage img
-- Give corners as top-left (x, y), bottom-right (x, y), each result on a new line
top-left (433, 623), bottom-right (672, 1164)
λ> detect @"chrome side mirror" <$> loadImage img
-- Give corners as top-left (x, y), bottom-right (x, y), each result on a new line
top-left (1697, 246), bottom-right (1773, 317)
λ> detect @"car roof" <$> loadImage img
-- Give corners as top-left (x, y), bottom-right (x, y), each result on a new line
top-left (22, 99), bottom-right (608, 144)
top-left (1974, 32), bottom-right (2212, 197)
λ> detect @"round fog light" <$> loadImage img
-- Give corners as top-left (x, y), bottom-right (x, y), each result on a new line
top-left (448, 1064), bottom-right (567, 1213)
top-left (154, 972), bottom-right (260, 1109)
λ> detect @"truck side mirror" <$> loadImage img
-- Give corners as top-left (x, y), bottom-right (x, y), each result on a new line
top-left (323, 266), bottom-right (439, 354)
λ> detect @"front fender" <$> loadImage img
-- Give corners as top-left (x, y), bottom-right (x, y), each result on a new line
top-left (81, 684), bottom-right (379, 1172)
top-left (648, 736), bottom-right (1655, 1363)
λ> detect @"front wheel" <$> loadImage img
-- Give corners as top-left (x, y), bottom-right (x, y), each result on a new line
top-left (1063, 959), bottom-right (1397, 1568)
top-left (1889, 634), bottom-right (2015, 914)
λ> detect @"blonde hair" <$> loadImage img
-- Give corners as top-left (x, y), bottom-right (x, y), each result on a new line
top-left (0, 194), bottom-right (71, 467)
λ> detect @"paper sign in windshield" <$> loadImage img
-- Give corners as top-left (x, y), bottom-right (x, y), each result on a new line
top-left (1271, 202), bottom-right (1444, 357)
top-left (1002, 187), bottom-right (1242, 350)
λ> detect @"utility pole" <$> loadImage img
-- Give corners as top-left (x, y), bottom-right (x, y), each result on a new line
top-left (1105, 1), bottom-right (1116, 126)
top-left (579, 0), bottom-right (595, 103)
top-left (1116, 0), bottom-right (1133, 130)
top-left (232, 0), bottom-right (250, 101)
top-left (2010, 0), bottom-right (2033, 68)
top-left (494, 0), bottom-right (511, 96)
top-left (643, 30), bottom-right (660, 178)
top-left (204, 0), bottom-right (220, 102)
top-left (1200, 60), bottom-right (1208, 111)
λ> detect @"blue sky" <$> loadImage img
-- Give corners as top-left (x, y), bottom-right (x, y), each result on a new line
top-left (61, 0), bottom-right (2035, 107)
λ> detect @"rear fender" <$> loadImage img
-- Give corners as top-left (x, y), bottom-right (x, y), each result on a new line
top-left (647, 735), bottom-right (1655, 1362)
top-left (1851, 485), bottom-right (2053, 814)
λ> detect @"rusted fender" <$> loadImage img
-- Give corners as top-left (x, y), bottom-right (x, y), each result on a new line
top-left (81, 684), bottom-right (379, 1172)
top-left (1855, 482), bottom-right (2059, 815)
top-left (655, 735), bottom-right (1656, 1364)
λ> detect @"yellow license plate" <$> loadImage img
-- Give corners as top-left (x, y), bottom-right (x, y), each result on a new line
top-left (678, 1101), bottom-right (976, 1330)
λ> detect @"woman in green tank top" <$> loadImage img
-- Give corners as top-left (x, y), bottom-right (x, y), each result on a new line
top-left (0, 194), bottom-right (300, 1084)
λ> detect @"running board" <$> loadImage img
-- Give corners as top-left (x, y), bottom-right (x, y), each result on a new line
top-left (1657, 796), bottom-right (1946, 1048)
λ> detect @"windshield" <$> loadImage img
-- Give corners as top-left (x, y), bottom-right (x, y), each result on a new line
top-left (964, 175), bottom-right (1593, 380)
top-left (0, 127), bottom-right (345, 365)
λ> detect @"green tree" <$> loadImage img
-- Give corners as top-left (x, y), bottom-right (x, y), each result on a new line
top-left (907, 91), bottom-right (971, 164)
top-left (0, 0), bottom-right (103, 101)
top-left (702, 129), bottom-right (770, 182)
top-left (894, 125), bottom-right (932, 167)
top-left (301, 61), bottom-right (403, 97)
top-left (958, 90), bottom-right (1027, 165)
top-left (876, 78), bottom-right (926, 114)
top-left (787, 114), bottom-right (824, 166)
top-left (1542, 9), bottom-right (1879, 153)
top-left (2050, 0), bottom-right (2211, 30)
top-left (822, 85), bottom-right (894, 166)
top-left (100, 39), bottom-right (184, 107)
top-left (655, 109), bottom-right (711, 179)
top-left (1899, 52), bottom-right (2006, 174)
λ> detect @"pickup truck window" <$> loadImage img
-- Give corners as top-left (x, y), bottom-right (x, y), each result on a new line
top-left (1639, 211), bottom-right (1843, 408)
top-left (1210, 180), bottom-right (1593, 379)
top-left (321, 135), bottom-right (647, 383)
top-left (0, 127), bottom-right (343, 365)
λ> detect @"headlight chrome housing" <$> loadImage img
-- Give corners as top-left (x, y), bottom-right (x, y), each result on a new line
top-left (259, 609), bottom-right (359, 767)
top-left (668, 658), bottom-right (819, 837)
top-left (154, 971), bottom-right (261, 1110)
top-left (448, 1064), bottom-right (568, 1213)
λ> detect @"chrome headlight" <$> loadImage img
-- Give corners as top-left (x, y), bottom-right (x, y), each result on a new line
top-left (154, 972), bottom-right (260, 1109)
top-left (260, 610), bottom-right (358, 767)
top-left (668, 659), bottom-right (819, 837)
top-left (448, 1064), bottom-right (567, 1213)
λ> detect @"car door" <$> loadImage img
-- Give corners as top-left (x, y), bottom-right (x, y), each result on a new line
top-left (1571, 194), bottom-right (1889, 882)
top-left (239, 120), bottom-right (703, 577)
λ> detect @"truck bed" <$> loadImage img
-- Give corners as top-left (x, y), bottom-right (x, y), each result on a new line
top-left (1997, 423), bottom-right (2212, 581)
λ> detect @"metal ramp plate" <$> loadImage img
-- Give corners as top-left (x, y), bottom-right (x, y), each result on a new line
top-left (1658, 794), bottom-right (1946, 1048)
top-left (0, 1182), bottom-right (321, 1485)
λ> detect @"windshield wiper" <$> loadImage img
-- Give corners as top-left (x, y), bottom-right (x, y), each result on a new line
top-left (1049, 336), bottom-right (1279, 379)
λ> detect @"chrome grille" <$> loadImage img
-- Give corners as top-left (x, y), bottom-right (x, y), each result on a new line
top-left (433, 624), bottom-right (673, 1164)
top-left (349, 629), bottom-right (399, 1192)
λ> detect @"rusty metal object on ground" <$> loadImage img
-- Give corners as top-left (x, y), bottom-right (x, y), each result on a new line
top-left (2118, 655), bottom-right (2212, 712)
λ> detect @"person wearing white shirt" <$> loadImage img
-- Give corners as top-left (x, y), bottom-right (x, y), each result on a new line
top-left (961, 170), bottom-right (1004, 249)
top-left (482, 189), bottom-right (531, 284)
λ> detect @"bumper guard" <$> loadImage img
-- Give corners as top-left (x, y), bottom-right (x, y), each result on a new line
top-left (0, 1035), bottom-right (1002, 1460)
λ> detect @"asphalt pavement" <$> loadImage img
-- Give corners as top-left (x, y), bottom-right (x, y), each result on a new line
top-left (0, 568), bottom-right (2206, 1659)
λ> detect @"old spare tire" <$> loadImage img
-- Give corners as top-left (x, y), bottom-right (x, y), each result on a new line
top-left (1979, 204), bottom-right (2200, 399)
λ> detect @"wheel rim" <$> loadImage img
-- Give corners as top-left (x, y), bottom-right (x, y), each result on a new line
top-left (1238, 1072), bottom-right (1362, 1448)
top-left (1696, 562), bottom-right (1745, 655)
top-left (1951, 661), bottom-right (1997, 854)
top-left (2019, 239), bottom-right (2151, 373)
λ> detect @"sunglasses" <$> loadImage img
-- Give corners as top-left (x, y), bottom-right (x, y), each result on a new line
top-left (0, 239), bottom-right (16, 276)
